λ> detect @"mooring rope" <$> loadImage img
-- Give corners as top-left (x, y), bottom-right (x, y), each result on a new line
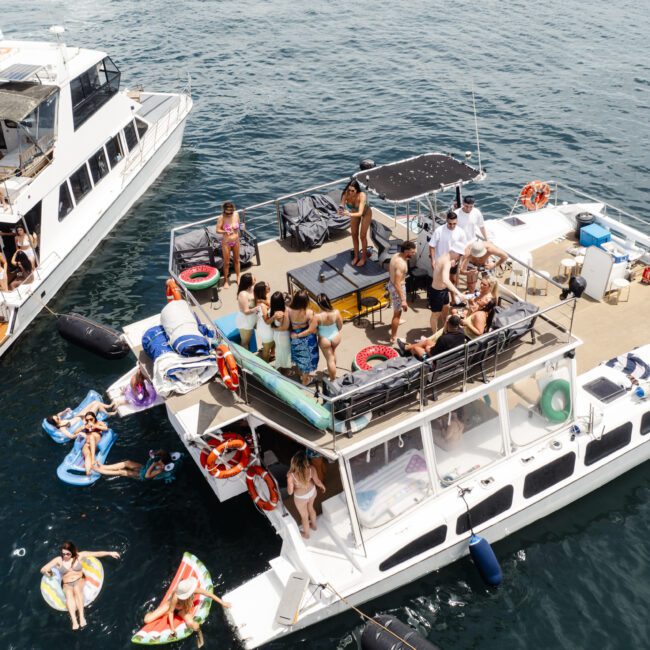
top-left (322, 581), bottom-right (416, 650)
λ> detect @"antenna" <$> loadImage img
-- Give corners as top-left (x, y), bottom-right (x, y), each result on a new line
top-left (471, 84), bottom-right (482, 173)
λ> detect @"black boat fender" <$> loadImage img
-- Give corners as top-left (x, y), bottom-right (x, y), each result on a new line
top-left (56, 313), bottom-right (129, 360)
top-left (361, 615), bottom-right (440, 650)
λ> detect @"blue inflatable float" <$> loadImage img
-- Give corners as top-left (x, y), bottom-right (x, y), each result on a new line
top-left (42, 390), bottom-right (109, 444)
top-left (56, 430), bottom-right (118, 487)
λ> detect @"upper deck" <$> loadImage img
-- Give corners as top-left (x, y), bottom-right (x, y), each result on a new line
top-left (121, 178), bottom-right (650, 458)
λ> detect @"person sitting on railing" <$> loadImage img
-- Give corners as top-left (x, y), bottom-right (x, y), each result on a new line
top-left (397, 314), bottom-right (465, 361)
top-left (459, 241), bottom-right (508, 292)
top-left (0, 252), bottom-right (8, 292)
top-left (215, 200), bottom-right (241, 288)
top-left (12, 225), bottom-right (38, 269)
top-left (9, 251), bottom-right (34, 290)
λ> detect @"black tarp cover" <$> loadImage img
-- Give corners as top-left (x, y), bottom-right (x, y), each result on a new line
top-left (353, 152), bottom-right (483, 202)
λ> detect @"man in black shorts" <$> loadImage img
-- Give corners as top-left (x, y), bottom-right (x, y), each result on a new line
top-left (428, 242), bottom-right (466, 332)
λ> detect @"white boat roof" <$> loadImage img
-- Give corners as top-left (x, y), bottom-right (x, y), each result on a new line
top-left (0, 39), bottom-right (108, 86)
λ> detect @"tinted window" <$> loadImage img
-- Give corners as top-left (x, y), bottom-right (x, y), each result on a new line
top-left (58, 182), bottom-right (74, 220)
top-left (585, 422), bottom-right (632, 466)
top-left (123, 121), bottom-right (138, 151)
top-left (379, 526), bottom-right (447, 571)
top-left (70, 58), bottom-right (121, 129)
top-left (523, 453), bottom-right (576, 499)
top-left (105, 135), bottom-right (123, 168)
top-left (641, 412), bottom-right (650, 436)
top-left (135, 117), bottom-right (148, 140)
top-left (88, 148), bottom-right (109, 184)
top-left (69, 164), bottom-right (92, 203)
top-left (456, 485), bottom-right (514, 535)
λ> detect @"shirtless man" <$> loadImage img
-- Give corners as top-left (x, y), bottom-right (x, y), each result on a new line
top-left (459, 240), bottom-right (508, 292)
top-left (428, 242), bottom-right (466, 332)
top-left (387, 240), bottom-right (416, 344)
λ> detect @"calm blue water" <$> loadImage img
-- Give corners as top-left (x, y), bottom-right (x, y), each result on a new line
top-left (2, 2), bottom-right (649, 648)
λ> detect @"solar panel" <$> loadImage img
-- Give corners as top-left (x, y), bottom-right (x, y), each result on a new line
top-left (0, 64), bottom-right (43, 82)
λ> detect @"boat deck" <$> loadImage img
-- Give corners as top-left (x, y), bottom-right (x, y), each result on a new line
top-left (123, 206), bottom-right (650, 456)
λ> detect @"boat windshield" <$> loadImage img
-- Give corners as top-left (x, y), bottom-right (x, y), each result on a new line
top-left (349, 427), bottom-right (432, 529)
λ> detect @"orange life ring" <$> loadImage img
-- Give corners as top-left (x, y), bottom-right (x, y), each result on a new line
top-left (216, 344), bottom-right (239, 390)
top-left (204, 433), bottom-right (251, 478)
top-left (352, 344), bottom-right (399, 371)
top-left (165, 278), bottom-right (182, 302)
top-left (246, 464), bottom-right (279, 511)
top-left (520, 181), bottom-right (551, 211)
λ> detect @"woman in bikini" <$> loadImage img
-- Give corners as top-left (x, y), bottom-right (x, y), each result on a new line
top-left (79, 412), bottom-right (109, 475)
top-left (95, 449), bottom-right (172, 480)
top-left (40, 541), bottom-right (120, 630)
top-left (254, 281), bottom-right (275, 362)
top-left (45, 400), bottom-right (116, 439)
top-left (340, 179), bottom-right (372, 267)
top-left (215, 200), bottom-right (241, 288)
top-left (9, 251), bottom-right (33, 289)
top-left (236, 273), bottom-right (257, 351)
top-left (287, 451), bottom-right (325, 539)
top-left (142, 576), bottom-right (230, 647)
top-left (288, 290), bottom-right (319, 385)
top-left (12, 225), bottom-right (38, 268)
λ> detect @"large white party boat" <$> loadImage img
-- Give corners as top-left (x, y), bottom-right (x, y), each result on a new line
top-left (114, 153), bottom-right (650, 647)
top-left (0, 31), bottom-right (192, 357)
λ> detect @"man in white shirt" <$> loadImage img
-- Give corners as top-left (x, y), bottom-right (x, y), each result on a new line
top-left (455, 195), bottom-right (487, 243)
top-left (429, 210), bottom-right (468, 260)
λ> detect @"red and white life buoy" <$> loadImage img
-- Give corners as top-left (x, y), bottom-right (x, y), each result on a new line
top-left (246, 464), bottom-right (279, 511)
top-left (519, 181), bottom-right (551, 211)
top-left (165, 278), bottom-right (182, 302)
top-left (216, 344), bottom-right (239, 391)
top-left (201, 433), bottom-right (251, 479)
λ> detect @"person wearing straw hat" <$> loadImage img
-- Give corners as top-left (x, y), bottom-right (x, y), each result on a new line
top-left (143, 576), bottom-right (231, 647)
top-left (459, 240), bottom-right (508, 292)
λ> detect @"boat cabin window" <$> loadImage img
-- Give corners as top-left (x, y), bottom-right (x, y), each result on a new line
top-left (123, 120), bottom-right (138, 152)
top-left (349, 427), bottom-right (431, 529)
top-left (135, 117), bottom-right (148, 140)
top-left (70, 57), bottom-right (121, 130)
top-left (506, 360), bottom-right (572, 447)
top-left (88, 148), bottom-right (109, 185)
top-left (58, 181), bottom-right (74, 221)
top-left (431, 392), bottom-right (503, 487)
top-left (105, 134), bottom-right (123, 168)
top-left (68, 163), bottom-right (92, 204)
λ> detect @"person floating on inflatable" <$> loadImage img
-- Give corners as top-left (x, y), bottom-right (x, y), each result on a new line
top-left (123, 366), bottom-right (157, 408)
top-left (95, 449), bottom-right (182, 482)
top-left (45, 400), bottom-right (116, 440)
top-left (40, 541), bottom-right (120, 630)
top-left (142, 576), bottom-right (230, 647)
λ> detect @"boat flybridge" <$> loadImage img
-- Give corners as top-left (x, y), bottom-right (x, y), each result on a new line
top-left (114, 153), bottom-right (650, 648)
top-left (0, 30), bottom-right (192, 356)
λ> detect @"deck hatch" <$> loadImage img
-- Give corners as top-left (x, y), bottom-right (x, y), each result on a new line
top-left (584, 422), bottom-right (632, 466)
top-left (379, 525), bottom-right (447, 571)
top-left (456, 485), bottom-right (514, 535)
top-left (523, 452), bottom-right (576, 498)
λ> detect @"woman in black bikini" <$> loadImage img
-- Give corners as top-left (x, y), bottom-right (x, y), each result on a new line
top-left (40, 541), bottom-right (120, 630)
top-left (340, 179), bottom-right (372, 267)
top-left (79, 412), bottom-right (109, 475)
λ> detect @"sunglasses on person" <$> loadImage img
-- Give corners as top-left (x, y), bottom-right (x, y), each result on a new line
top-left (61, 551), bottom-right (71, 557)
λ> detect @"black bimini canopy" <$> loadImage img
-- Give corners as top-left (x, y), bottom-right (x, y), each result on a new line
top-left (353, 153), bottom-right (484, 203)
top-left (0, 82), bottom-right (59, 122)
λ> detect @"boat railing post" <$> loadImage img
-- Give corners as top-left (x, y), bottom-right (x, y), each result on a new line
top-left (462, 341), bottom-right (469, 391)
top-left (419, 360), bottom-right (426, 411)
top-left (274, 200), bottom-right (282, 239)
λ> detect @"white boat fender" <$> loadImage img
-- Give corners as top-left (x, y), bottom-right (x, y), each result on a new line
top-left (56, 313), bottom-right (129, 360)
top-left (459, 487), bottom-right (503, 587)
top-left (360, 614), bottom-right (440, 650)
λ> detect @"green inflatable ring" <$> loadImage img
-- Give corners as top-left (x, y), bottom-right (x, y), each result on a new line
top-left (540, 379), bottom-right (571, 423)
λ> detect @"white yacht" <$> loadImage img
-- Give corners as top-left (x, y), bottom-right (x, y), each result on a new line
top-left (0, 31), bottom-right (192, 356)
top-left (113, 153), bottom-right (650, 647)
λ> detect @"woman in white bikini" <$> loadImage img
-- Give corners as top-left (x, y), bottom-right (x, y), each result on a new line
top-left (215, 200), bottom-right (241, 288)
top-left (40, 541), bottom-right (120, 630)
top-left (254, 281), bottom-right (275, 362)
top-left (0, 252), bottom-right (8, 292)
top-left (287, 451), bottom-right (325, 539)
top-left (12, 225), bottom-right (38, 268)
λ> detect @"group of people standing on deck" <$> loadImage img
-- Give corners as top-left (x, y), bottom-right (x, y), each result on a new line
top-left (236, 274), bottom-right (343, 385)
top-left (388, 195), bottom-right (509, 359)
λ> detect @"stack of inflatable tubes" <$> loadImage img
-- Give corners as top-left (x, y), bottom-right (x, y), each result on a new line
top-left (232, 343), bottom-right (371, 433)
top-left (42, 390), bottom-right (109, 444)
top-left (160, 300), bottom-right (211, 357)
